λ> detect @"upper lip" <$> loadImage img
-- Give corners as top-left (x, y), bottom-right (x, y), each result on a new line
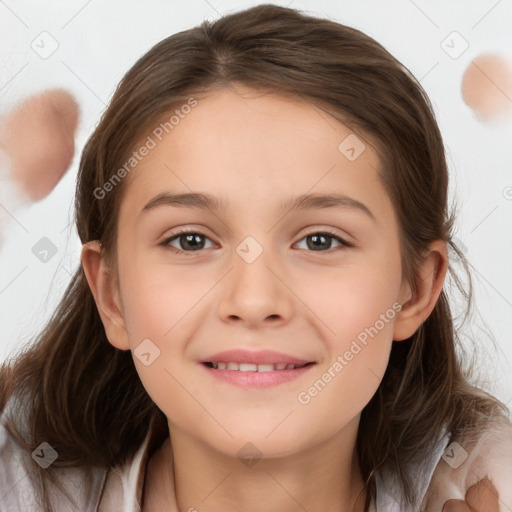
top-left (201, 349), bottom-right (314, 366)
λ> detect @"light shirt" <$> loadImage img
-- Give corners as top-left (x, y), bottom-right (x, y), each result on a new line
top-left (1, 400), bottom-right (511, 511)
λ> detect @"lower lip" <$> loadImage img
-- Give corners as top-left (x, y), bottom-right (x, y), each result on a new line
top-left (200, 363), bottom-right (316, 388)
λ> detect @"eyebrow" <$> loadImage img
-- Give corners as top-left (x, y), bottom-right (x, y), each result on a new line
top-left (139, 191), bottom-right (376, 221)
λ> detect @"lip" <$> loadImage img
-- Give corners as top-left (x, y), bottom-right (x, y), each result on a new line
top-left (200, 349), bottom-right (313, 366)
top-left (199, 361), bottom-right (316, 389)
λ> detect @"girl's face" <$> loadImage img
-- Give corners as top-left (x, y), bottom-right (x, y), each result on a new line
top-left (95, 84), bottom-right (415, 458)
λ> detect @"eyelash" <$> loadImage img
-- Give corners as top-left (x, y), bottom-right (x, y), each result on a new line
top-left (159, 229), bottom-right (353, 255)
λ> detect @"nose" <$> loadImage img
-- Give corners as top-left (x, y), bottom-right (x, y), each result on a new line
top-left (217, 245), bottom-right (294, 328)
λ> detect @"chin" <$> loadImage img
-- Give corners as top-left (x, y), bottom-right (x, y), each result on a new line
top-left (212, 429), bottom-right (311, 460)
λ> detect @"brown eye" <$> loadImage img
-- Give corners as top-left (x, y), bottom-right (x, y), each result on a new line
top-left (160, 230), bottom-right (215, 254)
top-left (295, 232), bottom-right (353, 252)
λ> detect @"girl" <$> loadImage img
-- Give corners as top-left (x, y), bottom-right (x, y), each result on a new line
top-left (1, 4), bottom-right (511, 512)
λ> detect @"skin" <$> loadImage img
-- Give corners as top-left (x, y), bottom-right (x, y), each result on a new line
top-left (461, 53), bottom-right (512, 123)
top-left (0, 89), bottom-right (79, 201)
top-left (441, 479), bottom-right (499, 512)
top-left (82, 83), bottom-right (449, 512)
top-left (0, 89), bottom-right (78, 245)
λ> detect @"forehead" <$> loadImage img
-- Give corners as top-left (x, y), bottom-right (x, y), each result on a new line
top-left (118, 84), bottom-right (390, 223)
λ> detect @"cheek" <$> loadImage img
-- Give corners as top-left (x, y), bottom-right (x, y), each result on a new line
top-left (118, 259), bottom-right (212, 406)
top-left (119, 290), bottom-right (194, 422)
top-left (121, 255), bottom-right (209, 340)
top-left (293, 255), bottom-right (401, 408)
top-left (298, 254), bottom-right (402, 342)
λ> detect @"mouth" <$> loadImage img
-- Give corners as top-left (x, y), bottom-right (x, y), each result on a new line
top-left (200, 360), bottom-right (316, 389)
top-left (202, 361), bottom-right (315, 371)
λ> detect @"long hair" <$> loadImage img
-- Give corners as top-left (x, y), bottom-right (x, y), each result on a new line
top-left (0, 5), bottom-right (508, 511)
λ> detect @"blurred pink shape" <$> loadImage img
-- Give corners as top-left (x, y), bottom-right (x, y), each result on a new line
top-left (462, 53), bottom-right (512, 122)
top-left (0, 89), bottom-right (80, 201)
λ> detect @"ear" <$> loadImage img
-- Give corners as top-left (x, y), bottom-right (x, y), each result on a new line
top-left (393, 240), bottom-right (448, 341)
top-left (81, 240), bottom-right (131, 351)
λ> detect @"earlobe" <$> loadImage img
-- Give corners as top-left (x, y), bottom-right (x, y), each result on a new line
top-left (80, 241), bottom-right (131, 351)
top-left (392, 240), bottom-right (448, 341)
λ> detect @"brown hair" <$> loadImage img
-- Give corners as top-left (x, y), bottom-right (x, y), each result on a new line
top-left (0, 4), bottom-right (508, 511)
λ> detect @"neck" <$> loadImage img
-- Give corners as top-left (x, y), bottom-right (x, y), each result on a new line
top-left (156, 417), bottom-right (367, 512)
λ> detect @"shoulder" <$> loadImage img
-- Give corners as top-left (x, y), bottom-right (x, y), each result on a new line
top-left (0, 406), bottom-right (42, 511)
top-left (422, 414), bottom-right (512, 511)
top-left (0, 403), bottom-right (108, 512)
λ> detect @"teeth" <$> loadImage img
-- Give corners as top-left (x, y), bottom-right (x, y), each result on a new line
top-left (209, 361), bottom-right (304, 371)
top-left (255, 364), bottom-right (275, 372)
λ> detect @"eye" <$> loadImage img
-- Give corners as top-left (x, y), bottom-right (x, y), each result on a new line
top-left (294, 231), bottom-right (353, 252)
top-left (160, 229), bottom-right (353, 255)
top-left (160, 230), bottom-right (215, 255)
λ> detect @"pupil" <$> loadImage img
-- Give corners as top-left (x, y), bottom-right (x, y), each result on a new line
top-left (308, 234), bottom-right (330, 251)
top-left (182, 234), bottom-right (204, 251)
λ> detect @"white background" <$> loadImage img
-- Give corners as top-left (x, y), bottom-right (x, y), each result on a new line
top-left (0, 0), bottom-right (511, 413)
